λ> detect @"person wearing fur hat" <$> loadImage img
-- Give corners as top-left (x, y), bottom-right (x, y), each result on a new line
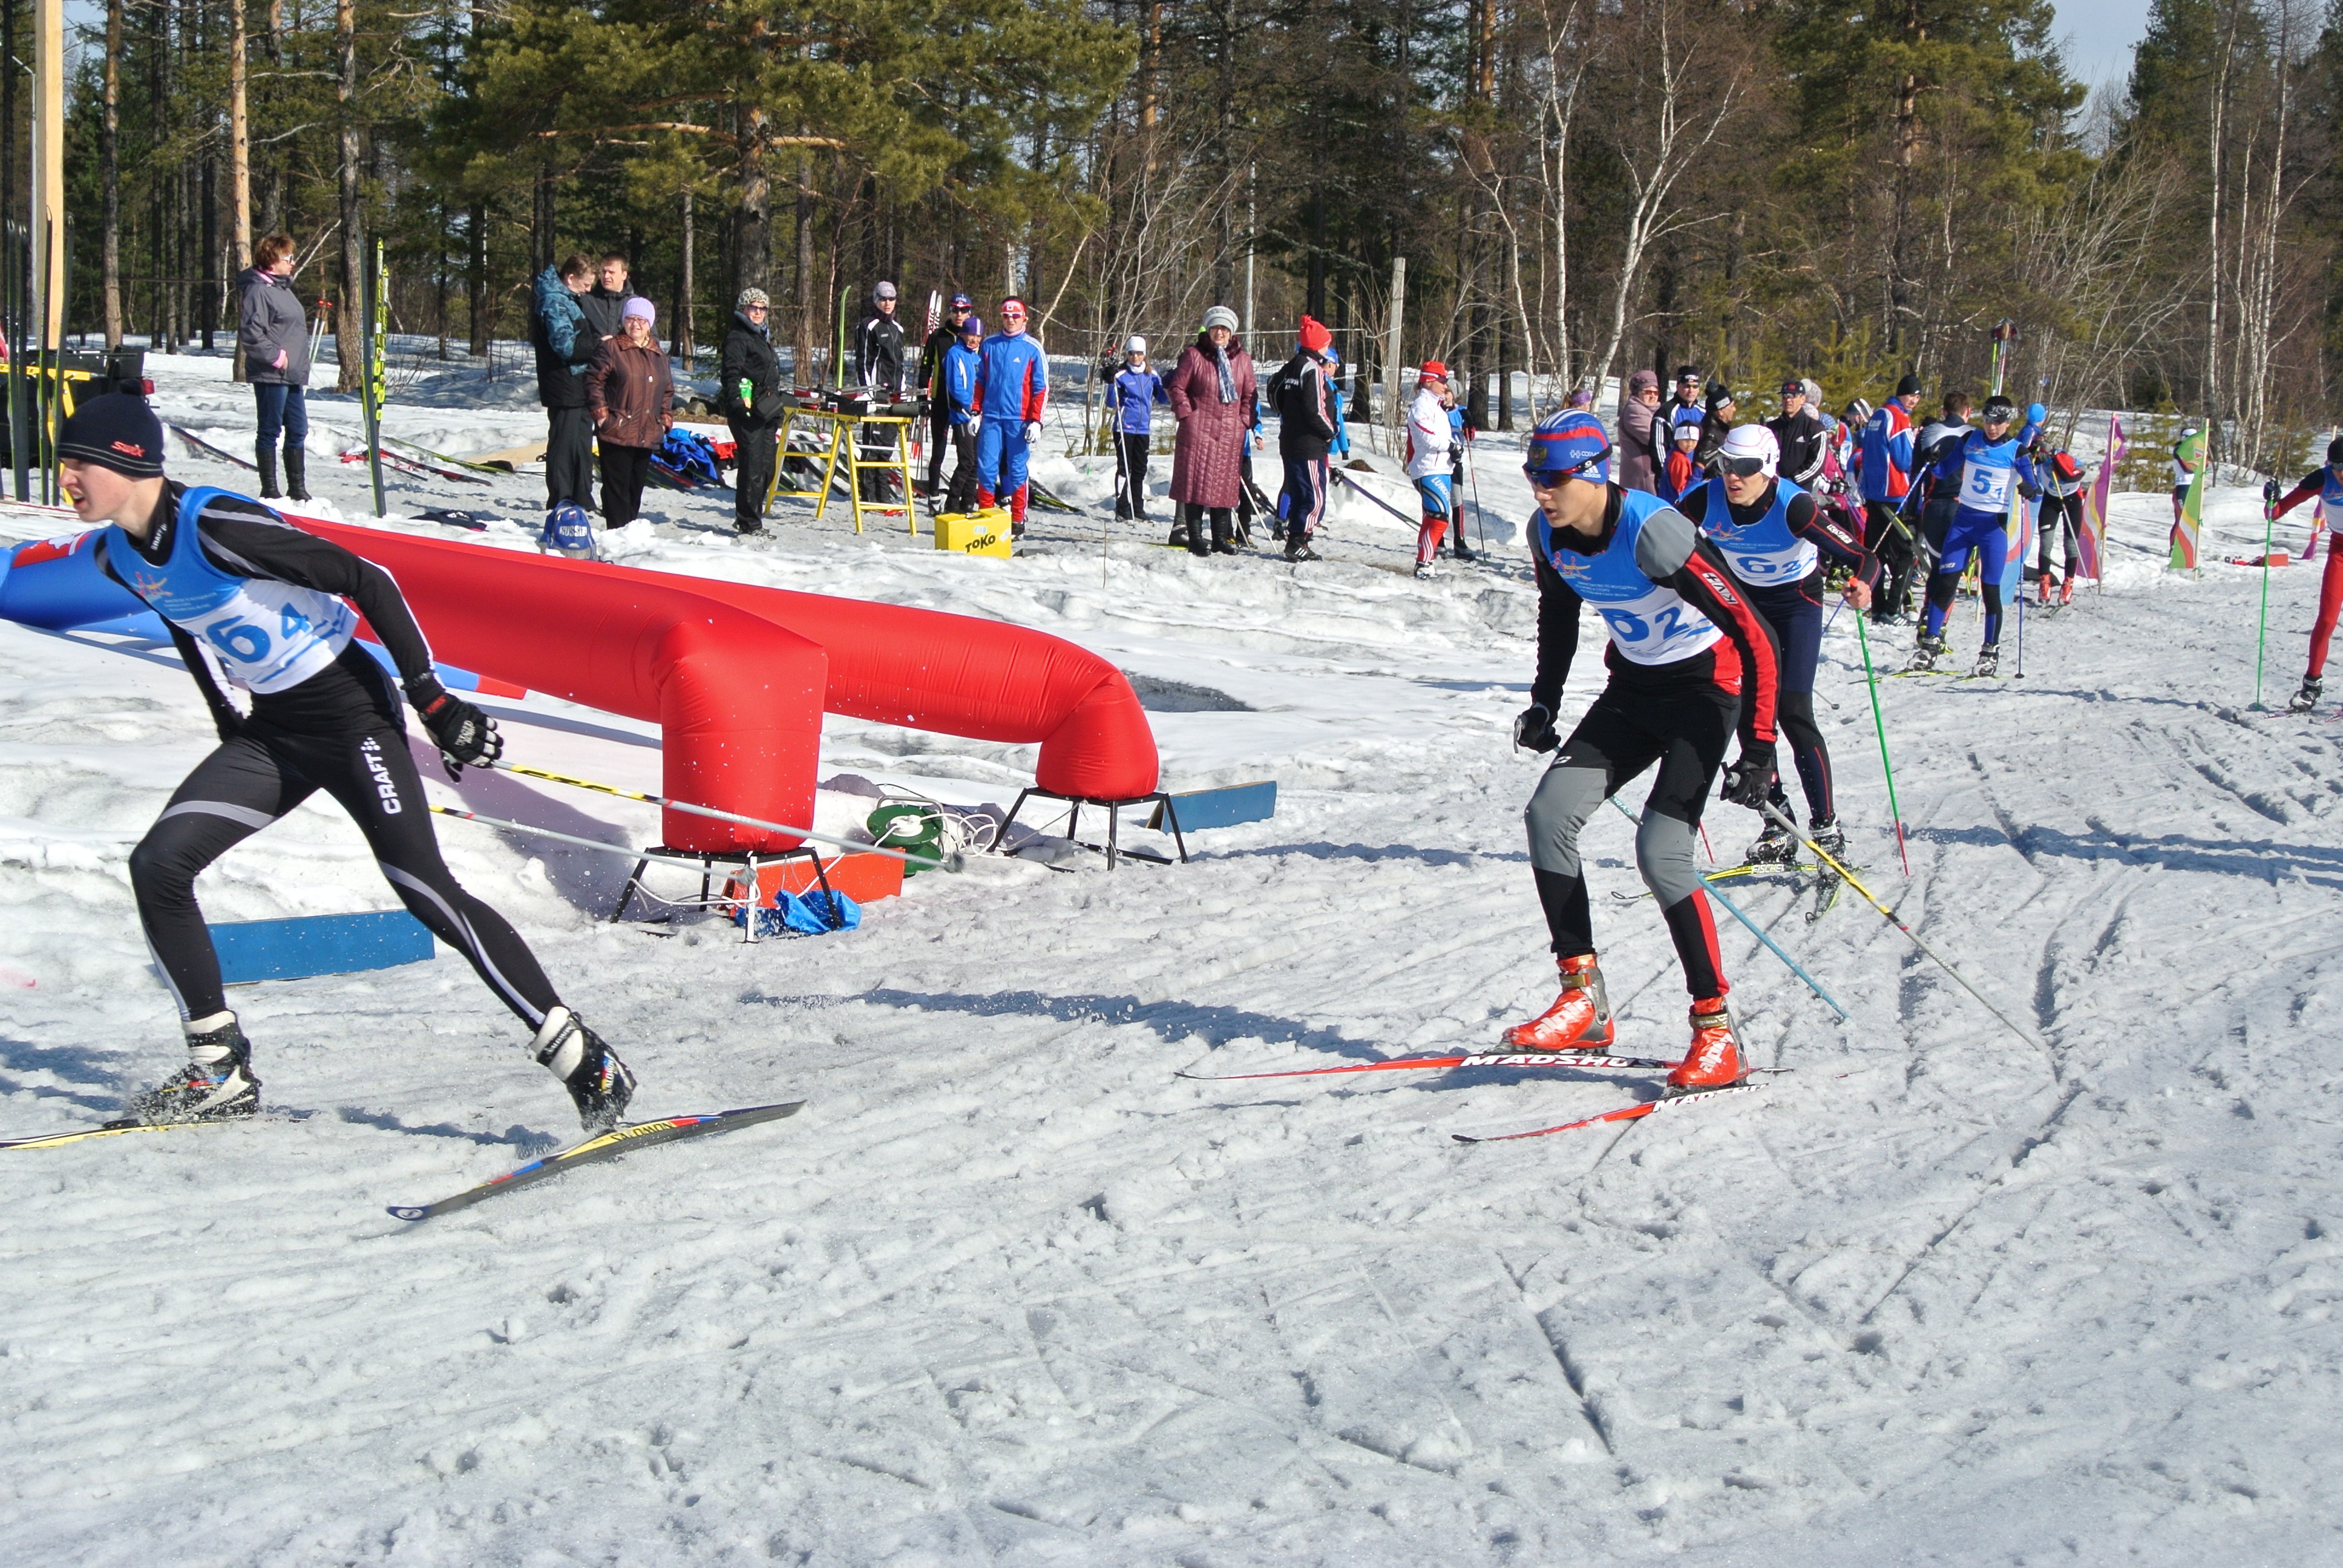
top-left (53, 393), bottom-right (638, 1135)
top-left (1164, 305), bottom-right (1256, 557)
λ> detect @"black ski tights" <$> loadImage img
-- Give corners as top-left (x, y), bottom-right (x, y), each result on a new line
top-left (129, 720), bottom-right (561, 1027)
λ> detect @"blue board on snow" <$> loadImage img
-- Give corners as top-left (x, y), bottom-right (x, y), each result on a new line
top-left (210, 910), bottom-right (436, 984)
top-left (1147, 781), bottom-right (1277, 833)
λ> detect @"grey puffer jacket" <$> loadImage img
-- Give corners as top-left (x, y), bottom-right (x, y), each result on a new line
top-left (238, 268), bottom-right (310, 387)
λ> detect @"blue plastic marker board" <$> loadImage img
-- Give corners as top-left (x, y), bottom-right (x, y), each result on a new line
top-left (210, 910), bottom-right (436, 985)
top-left (1148, 781), bottom-right (1277, 833)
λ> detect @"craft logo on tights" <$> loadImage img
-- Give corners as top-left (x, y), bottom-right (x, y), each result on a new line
top-left (360, 736), bottom-right (402, 814)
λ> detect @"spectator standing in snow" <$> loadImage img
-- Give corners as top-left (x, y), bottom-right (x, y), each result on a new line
top-left (580, 252), bottom-right (631, 343)
top-left (971, 296), bottom-right (1048, 535)
top-left (852, 281), bottom-right (909, 501)
top-left (1270, 315), bottom-right (1339, 563)
top-left (237, 232), bottom-right (310, 503)
top-left (918, 292), bottom-right (973, 496)
top-left (1670, 365), bottom-right (1703, 425)
top-left (1165, 305), bottom-right (1256, 558)
top-left (529, 253), bottom-right (600, 512)
top-left (1695, 382), bottom-right (1737, 472)
top-left (1617, 369), bottom-right (1663, 494)
top-left (585, 297), bottom-right (674, 532)
top-left (1105, 336), bottom-right (1168, 521)
top-left (1404, 360), bottom-right (1455, 578)
top-left (1768, 378), bottom-right (1829, 488)
top-left (719, 288), bottom-right (782, 535)
top-left (942, 315), bottom-right (984, 514)
top-left (1660, 409), bottom-right (1704, 502)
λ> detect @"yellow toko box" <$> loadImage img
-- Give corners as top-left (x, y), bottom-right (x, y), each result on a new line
top-left (933, 507), bottom-right (1014, 558)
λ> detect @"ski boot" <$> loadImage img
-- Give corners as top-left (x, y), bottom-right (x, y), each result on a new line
top-left (1500, 953), bottom-right (1616, 1053)
top-left (1168, 519), bottom-right (1191, 549)
top-left (2036, 575), bottom-right (2053, 606)
top-left (532, 1007), bottom-right (637, 1131)
top-left (1414, 561), bottom-right (1438, 581)
top-left (1666, 996), bottom-right (1746, 1093)
top-left (1904, 633), bottom-right (1947, 674)
top-left (1970, 642), bottom-right (2001, 679)
top-left (1808, 815), bottom-right (1847, 866)
top-left (126, 1013), bottom-right (261, 1125)
top-left (1452, 534), bottom-right (1475, 563)
top-left (1284, 536), bottom-right (1320, 563)
top-left (1745, 814), bottom-right (1798, 866)
top-left (2290, 676), bottom-right (2323, 714)
top-left (2060, 576), bottom-right (2077, 606)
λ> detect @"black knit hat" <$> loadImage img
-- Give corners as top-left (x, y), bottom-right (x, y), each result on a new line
top-left (1895, 373), bottom-right (1923, 397)
top-left (58, 393), bottom-right (166, 479)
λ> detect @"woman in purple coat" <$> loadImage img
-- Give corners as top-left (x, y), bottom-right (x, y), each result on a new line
top-left (1165, 304), bottom-right (1259, 558)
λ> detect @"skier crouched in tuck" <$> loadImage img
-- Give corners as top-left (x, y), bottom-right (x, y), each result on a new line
top-left (1504, 411), bottom-right (1783, 1092)
top-left (2267, 436), bottom-right (2343, 713)
top-left (1675, 424), bottom-right (1877, 866)
top-left (57, 394), bottom-right (637, 1132)
top-left (1906, 393), bottom-right (2037, 679)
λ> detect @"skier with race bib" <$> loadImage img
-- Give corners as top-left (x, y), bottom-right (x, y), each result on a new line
top-left (57, 394), bottom-right (637, 1132)
top-left (1504, 411), bottom-right (1783, 1092)
top-left (1907, 393), bottom-right (2037, 678)
top-left (1674, 424), bottom-right (1877, 866)
top-left (2265, 436), bottom-right (2343, 712)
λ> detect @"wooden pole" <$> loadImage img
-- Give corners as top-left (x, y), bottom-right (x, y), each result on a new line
top-left (30, 0), bottom-right (62, 347)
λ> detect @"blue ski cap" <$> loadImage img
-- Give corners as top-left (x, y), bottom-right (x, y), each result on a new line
top-left (2026, 401), bottom-right (2046, 427)
top-left (542, 501), bottom-right (595, 560)
top-left (949, 293), bottom-right (974, 310)
top-left (1525, 410), bottom-right (1610, 483)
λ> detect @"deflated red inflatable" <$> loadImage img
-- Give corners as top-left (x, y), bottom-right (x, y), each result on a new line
top-left (1, 513), bottom-right (1159, 851)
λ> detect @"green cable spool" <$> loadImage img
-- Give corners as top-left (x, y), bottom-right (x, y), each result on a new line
top-left (867, 803), bottom-right (945, 876)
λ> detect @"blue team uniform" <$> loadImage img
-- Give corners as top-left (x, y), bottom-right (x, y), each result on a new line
top-left (971, 332), bottom-right (1048, 515)
top-left (1922, 428), bottom-right (2038, 645)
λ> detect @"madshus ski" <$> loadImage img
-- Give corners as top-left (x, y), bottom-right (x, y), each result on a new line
top-left (2, 1108), bottom-right (312, 1151)
top-left (387, 1100), bottom-right (802, 1222)
top-left (1179, 1050), bottom-right (1678, 1082)
top-left (1454, 1082), bottom-right (1761, 1143)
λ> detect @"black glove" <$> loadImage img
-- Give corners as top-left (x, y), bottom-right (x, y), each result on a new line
top-left (1513, 703), bottom-right (1559, 753)
top-left (1720, 742), bottom-right (1777, 810)
top-left (2017, 480), bottom-right (2039, 501)
top-left (2265, 478), bottom-right (2282, 508)
top-left (407, 675), bottom-right (502, 780)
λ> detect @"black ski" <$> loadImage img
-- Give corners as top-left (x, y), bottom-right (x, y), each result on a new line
top-left (387, 1100), bottom-right (803, 1221)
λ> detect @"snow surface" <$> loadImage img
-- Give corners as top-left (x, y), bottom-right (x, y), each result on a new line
top-left (2, 351), bottom-right (2341, 1564)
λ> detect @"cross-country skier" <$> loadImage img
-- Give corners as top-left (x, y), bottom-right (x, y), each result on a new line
top-left (1405, 361), bottom-right (1455, 579)
top-left (1504, 410), bottom-right (1781, 1091)
top-left (1906, 393), bottom-right (2037, 677)
top-left (1676, 424), bottom-right (1876, 866)
top-left (941, 315), bottom-right (983, 514)
top-left (56, 394), bottom-right (636, 1131)
top-left (1105, 336), bottom-right (1168, 522)
top-left (1860, 374), bottom-right (1922, 623)
top-left (917, 292), bottom-right (974, 497)
top-left (2028, 433), bottom-right (2088, 603)
top-left (971, 296), bottom-right (1047, 537)
top-left (2265, 437), bottom-right (2343, 712)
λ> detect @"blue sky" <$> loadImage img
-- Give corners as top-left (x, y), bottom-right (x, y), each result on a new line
top-left (2054, 0), bottom-right (2156, 93)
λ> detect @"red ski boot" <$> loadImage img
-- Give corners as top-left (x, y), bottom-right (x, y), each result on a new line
top-left (1666, 996), bottom-right (1745, 1091)
top-left (2059, 575), bottom-right (2076, 605)
top-left (1501, 954), bottom-right (1615, 1052)
top-left (2036, 575), bottom-right (2053, 606)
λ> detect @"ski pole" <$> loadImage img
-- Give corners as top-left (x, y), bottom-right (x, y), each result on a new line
top-left (1466, 442), bottom-right (1489, 556)
top-left (484, 759), bottom-right (967, 872)
top-left (2253, 499), bottom-right (2276, 709)
top-left (1852, 614), bottom-right (1912, 876)
top-left (1757, 802), bottom-right (2037, 1050)
top-left (1603, 797), bottom-right (1847, 1021)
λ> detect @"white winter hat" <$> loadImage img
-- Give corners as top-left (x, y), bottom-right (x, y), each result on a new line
top-left (1719, 423), bottom-right (1780, 477)
top-left (1201, 305), bottom-right (1239, 333)
top-left (1125, 335), bottom-right (1147, 356)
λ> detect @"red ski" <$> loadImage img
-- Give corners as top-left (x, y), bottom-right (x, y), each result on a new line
top-left (1179, 1050), bottom-right (1676, 1083)
top-left (1453, 1082), bottom-right (1759, 1143)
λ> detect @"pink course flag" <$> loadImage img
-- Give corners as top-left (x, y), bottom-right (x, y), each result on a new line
top-left (2080, 414), bottom-right (2125, 581)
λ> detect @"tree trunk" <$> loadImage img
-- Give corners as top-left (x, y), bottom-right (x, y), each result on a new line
top-left (793, 165), bottom-right (815, 385)
top-left (102, 0), bottom-right (122, 348)
top-left (677, 187), bottom-right (696, 366)
top-left (467, 204), bottom-right (487, 354)
top-left (229, 0), bottom-right (251, 376)
top-left (335, 0), bottom-right (362, 393)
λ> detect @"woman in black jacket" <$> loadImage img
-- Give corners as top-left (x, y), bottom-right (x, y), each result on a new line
top-left (719, 289), bottom-right (784, 535)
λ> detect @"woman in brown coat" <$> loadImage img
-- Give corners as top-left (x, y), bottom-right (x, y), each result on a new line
top-left (1165, 304), bottom-right (1258, 557)
top-left (584, 296), bottom-right (675, 529)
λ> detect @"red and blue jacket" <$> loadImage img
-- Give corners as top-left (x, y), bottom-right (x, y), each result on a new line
top-left (971, 333), bottom-right (1047, 425)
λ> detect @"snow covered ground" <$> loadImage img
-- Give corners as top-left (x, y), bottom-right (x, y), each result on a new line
top-left (2, 351), bottom-right (2341, 1564)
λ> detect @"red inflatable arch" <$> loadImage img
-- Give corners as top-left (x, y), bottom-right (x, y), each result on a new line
top-left (294, 520), bottom-right (1158, 851)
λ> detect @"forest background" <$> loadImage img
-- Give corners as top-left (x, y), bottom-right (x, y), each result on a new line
top-left (28, 0), bottom-right (2342, 471)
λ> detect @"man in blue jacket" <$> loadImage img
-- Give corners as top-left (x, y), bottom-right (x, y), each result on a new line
top-left (1104, 336), bottom-right (1167, 521)
top-left (529, 255), bottom-right (600, 512)
top-left (971, 296), bottom-right (1047, 535)
top-left (942, 315), bottom-right (984, 514)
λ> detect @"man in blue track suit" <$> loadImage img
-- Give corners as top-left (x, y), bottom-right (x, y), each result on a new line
top-left (971, 295), bottom-right (1047, 536)
top-left (1907, 393), bottom-right (2037, 678)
